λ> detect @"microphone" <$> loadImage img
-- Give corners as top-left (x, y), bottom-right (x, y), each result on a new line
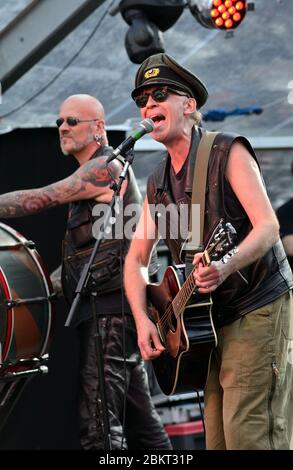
top-left (106, 118), bottom-right (154, 163)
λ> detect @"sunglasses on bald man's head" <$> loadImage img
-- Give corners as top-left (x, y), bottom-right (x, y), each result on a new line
top-left (56, 117), bottom-right (99, 128)
top-left (133, 86), bottom-right (190, 109)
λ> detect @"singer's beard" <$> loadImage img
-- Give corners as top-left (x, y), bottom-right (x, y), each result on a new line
top-left (60, 131), bottom-right (95, 156)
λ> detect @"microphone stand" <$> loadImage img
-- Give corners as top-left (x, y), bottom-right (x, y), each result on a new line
top-left (64, 148), bottom-right (135, 450)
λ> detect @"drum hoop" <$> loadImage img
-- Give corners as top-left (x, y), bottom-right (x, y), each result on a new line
top-left (0, 268), bottom-right (14, 363)
top-left (28, 250), bottom-right (53, 357)
top-left (0, 222), bottom-right (53, 359)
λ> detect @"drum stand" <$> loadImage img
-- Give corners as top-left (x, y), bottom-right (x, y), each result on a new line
top-left (64, 149), bottom-right (135, 450)
top-left (0, 355), bottom-right (49, 433)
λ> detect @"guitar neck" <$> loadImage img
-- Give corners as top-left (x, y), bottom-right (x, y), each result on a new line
top-left (172, 249), bottom-right (210, 319)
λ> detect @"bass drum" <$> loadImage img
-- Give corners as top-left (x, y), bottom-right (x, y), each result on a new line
top-left (0, 222), bottom-right (55, 376)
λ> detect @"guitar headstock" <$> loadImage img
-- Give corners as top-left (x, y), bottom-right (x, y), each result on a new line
top-left (206, 220), bottom-right (237, 262)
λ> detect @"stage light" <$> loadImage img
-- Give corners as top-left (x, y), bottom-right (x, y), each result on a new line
top-left (122, 8), bottom-right (165, 64)
top-left (187, 0), bottom-right (247, 30)
top-left (118, 1), bottom-right (185, 63)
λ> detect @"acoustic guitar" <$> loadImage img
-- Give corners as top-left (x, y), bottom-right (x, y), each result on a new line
top-left (147, 220), bottom-right (237, 395)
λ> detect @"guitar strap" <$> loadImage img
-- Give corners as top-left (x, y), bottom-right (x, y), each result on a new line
top-left (184, 130), bottom-right (219, 277)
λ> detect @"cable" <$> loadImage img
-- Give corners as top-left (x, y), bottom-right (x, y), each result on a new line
top-left (119, 235), bottom-right (127, 450)
top-left (196, 389), bottom-right (206, 436)
top-left (0, 0), bottom-right (116, 119)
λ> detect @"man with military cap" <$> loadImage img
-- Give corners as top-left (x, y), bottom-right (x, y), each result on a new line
top-left (125, 53), bottom-right (293, 450)
top-left (131, 52), bottom-right (208, 108)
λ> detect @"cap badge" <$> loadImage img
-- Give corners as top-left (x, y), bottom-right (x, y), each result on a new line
top-left (144, 68), bottom-right (160, 79)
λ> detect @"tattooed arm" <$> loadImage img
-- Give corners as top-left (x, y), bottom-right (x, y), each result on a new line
top-left (0, 157), bottom-right (125, 218)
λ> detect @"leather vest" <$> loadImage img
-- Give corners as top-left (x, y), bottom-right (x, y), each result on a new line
top-left (147, 128), bottom-right (293, 327)
top-left (62, 145), bottom-right (142, 307)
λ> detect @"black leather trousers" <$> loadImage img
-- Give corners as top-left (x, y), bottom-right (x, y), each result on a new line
top-left (78, 315), bottom-right (172, 450)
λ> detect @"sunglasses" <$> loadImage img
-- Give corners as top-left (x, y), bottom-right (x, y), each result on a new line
top-left (134, 86), bottom-right (189, 108)
top-left (56, 117), bottom-right (99, 128)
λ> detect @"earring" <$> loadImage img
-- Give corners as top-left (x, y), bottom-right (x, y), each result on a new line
top-left (94, 134), bottom-right (103, 145)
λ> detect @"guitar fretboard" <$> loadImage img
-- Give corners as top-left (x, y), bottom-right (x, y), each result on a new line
top-left (172, 250), bottom-right (209, 318)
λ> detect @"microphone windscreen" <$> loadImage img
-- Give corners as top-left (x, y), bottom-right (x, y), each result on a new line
top-left (141, 118), bottom-right (154, 133)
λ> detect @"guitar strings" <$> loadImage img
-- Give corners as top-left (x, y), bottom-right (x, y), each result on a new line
top-left (156, 246), bottom-right (213, 332)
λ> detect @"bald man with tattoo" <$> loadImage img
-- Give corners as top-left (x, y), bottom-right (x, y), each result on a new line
top-left (0, 94), bottom-right (171, 450)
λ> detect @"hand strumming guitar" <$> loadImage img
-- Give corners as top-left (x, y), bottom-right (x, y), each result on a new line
top-left (136, 315), bottom-right (165, 361)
